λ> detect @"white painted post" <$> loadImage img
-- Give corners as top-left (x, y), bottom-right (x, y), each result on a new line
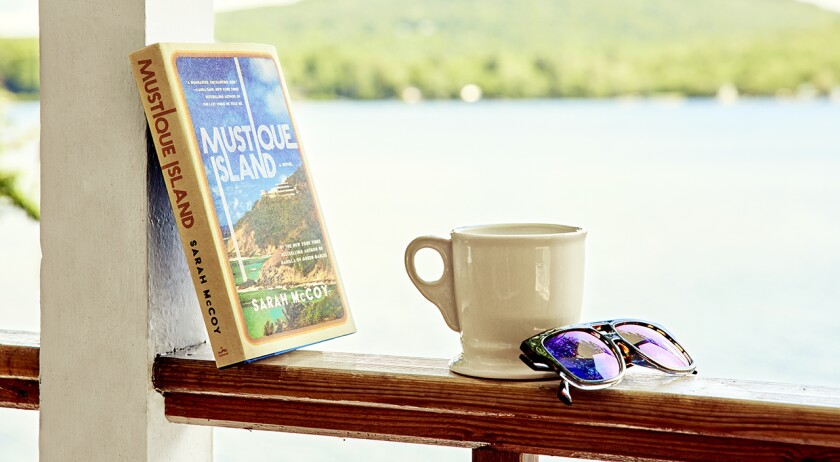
top-left (40, 1), bottom-right (214, 460)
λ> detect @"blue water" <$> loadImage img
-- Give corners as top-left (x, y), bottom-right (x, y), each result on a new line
top-left (294, 98), bottom-right (840, 385)
top-left (2, 99), bottom-right (839, 461)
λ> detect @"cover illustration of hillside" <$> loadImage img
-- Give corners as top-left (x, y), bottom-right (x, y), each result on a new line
top-left (176, 53), bottom-right (346, 343)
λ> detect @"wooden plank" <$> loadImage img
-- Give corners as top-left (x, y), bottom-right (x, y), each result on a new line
top-left (158, 346), bottom-right (840, 407)
top-left (0, 330), bottom-right (39, 380)
top-left (155, 346), bottom-right (840, 453)
top-left (0, 377), bottom-right (39, 410)
top-left (163, 391), bottom-right (840, 462)
top-left (6, 328), bottom-right (840, 460)
top-left (0, 331), bottom-right (39, 410)
top-left (156, 346), bottom-right (840, 460)
top-left (472, 447), bottom-right (538, 462)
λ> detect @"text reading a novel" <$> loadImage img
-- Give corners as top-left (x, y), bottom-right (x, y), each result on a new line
top-left (130, 43), bottom-right (355, 367)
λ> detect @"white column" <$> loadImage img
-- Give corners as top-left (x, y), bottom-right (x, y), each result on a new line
top-left (40, 1), bottom-right (214, 460)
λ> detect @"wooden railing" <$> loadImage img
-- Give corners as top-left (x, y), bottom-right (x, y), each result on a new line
top-left (0, 331), bottom-right (39, 410)
top-left (3, 330), bottom-right (840, 461)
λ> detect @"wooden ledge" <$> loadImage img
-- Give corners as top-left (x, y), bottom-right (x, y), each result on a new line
top-left (155, 344), bottom-right (840, 462)
top-left (0, 330), bottom-right (40, 410)
top-left (2, 329), bottom-right (839, 460)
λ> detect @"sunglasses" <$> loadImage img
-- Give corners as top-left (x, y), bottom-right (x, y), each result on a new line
top-left (519, 319), bottom-right (696, 405)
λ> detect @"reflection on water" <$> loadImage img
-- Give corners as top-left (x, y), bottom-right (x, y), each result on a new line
top-left (2, 99), bottom-right (839, 461)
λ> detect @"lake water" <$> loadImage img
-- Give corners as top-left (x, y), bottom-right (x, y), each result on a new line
top-left (2, 99), bottom-right (839, 461)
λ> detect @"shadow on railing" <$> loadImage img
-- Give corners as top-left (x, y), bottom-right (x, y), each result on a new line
top-left (3, 330), bottom-right (840, 461)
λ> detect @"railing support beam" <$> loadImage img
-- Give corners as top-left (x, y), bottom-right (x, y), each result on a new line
top-left (39, 0), bottom-right (214, 460)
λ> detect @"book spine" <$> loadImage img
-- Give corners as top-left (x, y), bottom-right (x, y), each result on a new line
top-left (129, 45), bottom-right (245, 367)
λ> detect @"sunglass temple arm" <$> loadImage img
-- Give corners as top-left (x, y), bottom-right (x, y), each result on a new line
top-left (519, 348), bottom-right (575, 405)
top-left (518, 353), bottom-right (553, 372)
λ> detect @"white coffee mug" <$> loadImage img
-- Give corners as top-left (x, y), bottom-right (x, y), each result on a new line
top-left (405, 223), bottom-right (587, 379)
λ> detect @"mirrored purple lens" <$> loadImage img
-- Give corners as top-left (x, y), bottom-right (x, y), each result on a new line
top-left (544, 331), bottom-right (620, 382)
top-left (614, 323), bottom-right (690, 369)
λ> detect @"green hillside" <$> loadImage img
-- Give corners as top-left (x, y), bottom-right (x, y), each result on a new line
top-left (216, 0), bottom-right (840, 99)
top-left (231, 168), bottom-right (326, 276)
top-left (2, 1), bottom-right (839, 99)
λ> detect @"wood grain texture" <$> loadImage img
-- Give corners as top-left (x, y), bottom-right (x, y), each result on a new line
top-left (163, 392), bottom-right (840, 462)
top-left (4, 329), bottom-right (840, 460)
top-left (472, 447), bottom-right (538, 462)
top-left (0, 377), bottom-right (39, 410)
top-left (0, 330), bottom-right (39, 380)
top-left (0, 331), bottom-right (39, 410)
top-left (155, 345), bottom-right (840, 461)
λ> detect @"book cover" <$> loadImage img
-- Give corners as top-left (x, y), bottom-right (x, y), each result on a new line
top-left (130, 43), bottom-right (355, 367)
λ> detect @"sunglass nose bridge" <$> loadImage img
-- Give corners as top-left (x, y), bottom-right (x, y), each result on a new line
top-left (594, 329), bottom-right (635, 364)
top-left (617, 342), bottom-right (634, 364)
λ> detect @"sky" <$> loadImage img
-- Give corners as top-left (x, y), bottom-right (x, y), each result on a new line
top-left (0, 0), bottom-right (301, 37)
top-left (0, 0), bottom-right (37, 37)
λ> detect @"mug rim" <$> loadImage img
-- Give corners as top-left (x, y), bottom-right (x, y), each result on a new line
top-left (452, 223), bottom-right (586, 239)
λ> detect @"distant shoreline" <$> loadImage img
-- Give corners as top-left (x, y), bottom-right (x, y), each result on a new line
top-left (6, 95), bottom-right (840, 105)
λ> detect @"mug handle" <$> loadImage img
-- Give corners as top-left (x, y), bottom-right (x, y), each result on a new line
top-left (404, 236), bottom-right (459, 332)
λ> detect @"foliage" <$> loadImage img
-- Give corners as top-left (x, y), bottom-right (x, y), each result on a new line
top-left (0, 39), bottom-right (40, 218)
top-left (235, 168), bottom-right (326, 274)
top-left (0, 172), bottom-right (39, 220)
top-left (216, 0), bottom-right (840, 99)
top-left (263, 292), bottom-right (344, 335)
top-left (0, 39), bottom-right (39, 98)
top-left (2, 1), bottom-right (839, 99)
top-left (0, 93), bottom-right (39, 220)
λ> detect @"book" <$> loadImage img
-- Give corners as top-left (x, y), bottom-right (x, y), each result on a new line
top-left (129, 43), bottom-right (355, 367)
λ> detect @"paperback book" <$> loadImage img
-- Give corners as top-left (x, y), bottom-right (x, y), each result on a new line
top-left (129, 43), bottom-right (355, 367)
